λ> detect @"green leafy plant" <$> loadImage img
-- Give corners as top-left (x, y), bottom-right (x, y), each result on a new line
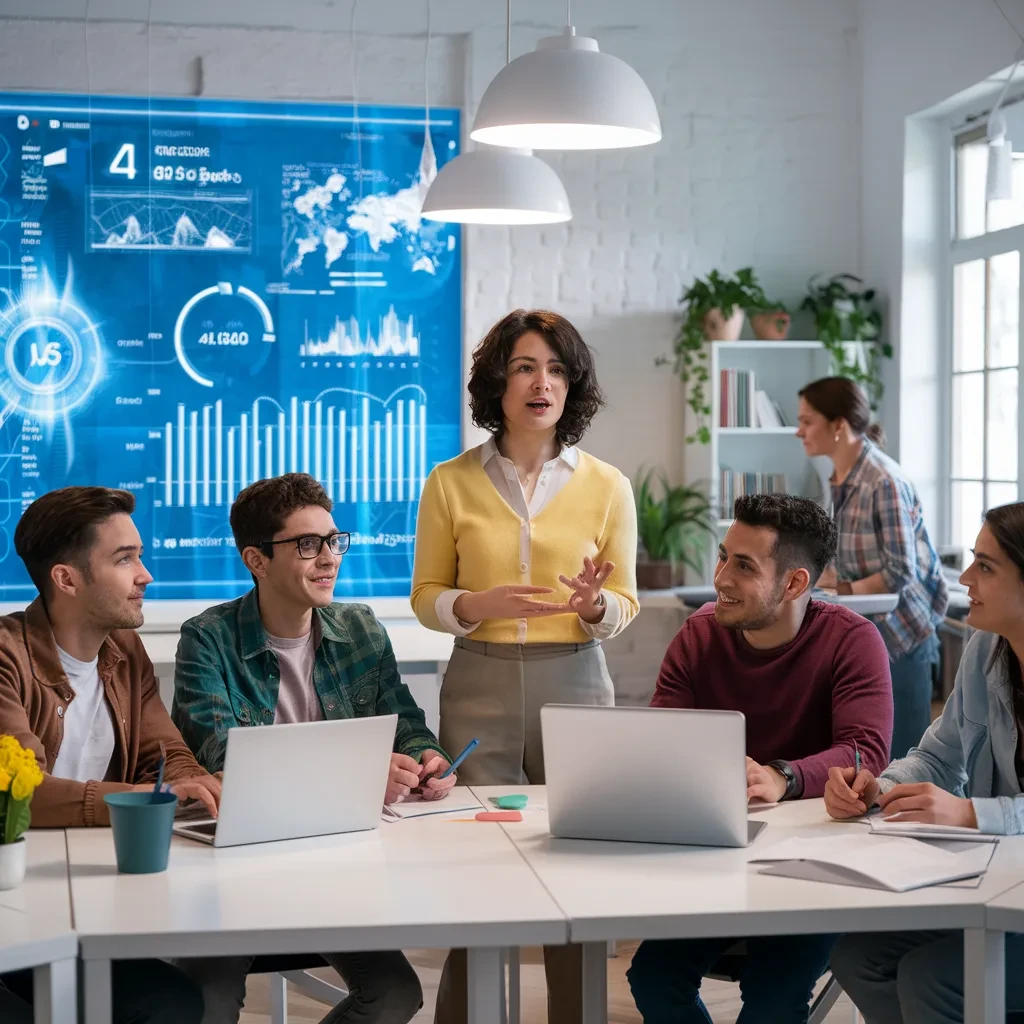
top-left (658, 267), bottom-right (768, 444)
top-left (634, 468), bottom-right (716, 576)
top-left (800, 274), bottom-right (891, 409)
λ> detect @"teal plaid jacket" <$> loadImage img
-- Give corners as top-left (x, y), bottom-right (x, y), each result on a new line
top-left (171, 589), bottom-right (443, 773)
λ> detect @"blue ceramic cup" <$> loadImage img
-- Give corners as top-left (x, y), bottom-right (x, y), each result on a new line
top-left (103, 790), bottom-right (178, 874)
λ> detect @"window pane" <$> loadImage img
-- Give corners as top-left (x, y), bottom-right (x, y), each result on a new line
top-left (957, 139), bottom-right (987, 239)
top-left (989, 251), bottom-right (1020, 368)
top-left (954, 260), bottom-right (985, 372)
top-left (952, 372), bottom-right (985, 477)
top-left (987, 367), bottom-right (1019, 480)
top-left (952, 480), bottom-right (985, 556)
top-left (987, 481), bottom-right (1019, 510)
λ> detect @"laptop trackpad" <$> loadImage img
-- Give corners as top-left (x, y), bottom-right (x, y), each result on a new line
top-left (748, 819), bottom-right (767, 844)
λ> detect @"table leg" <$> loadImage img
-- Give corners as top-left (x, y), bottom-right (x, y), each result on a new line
top-left (83, 959), bottom-right (112, 1024)
top-left (33, 957), bottom-right (76, 1024)
top-left (581, 941), bottom-right (608, 1024)
top-left (964, 926), bottom-right (1005, 1024)
top-left (467, 947), bottom-right (503, 1024)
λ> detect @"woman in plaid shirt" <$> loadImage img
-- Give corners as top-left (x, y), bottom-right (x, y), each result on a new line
top-left (796, 377), bottom-right (948, 758)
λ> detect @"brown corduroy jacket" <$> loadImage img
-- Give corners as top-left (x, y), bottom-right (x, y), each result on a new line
top-left (0, 598), bottom-right (207, 827)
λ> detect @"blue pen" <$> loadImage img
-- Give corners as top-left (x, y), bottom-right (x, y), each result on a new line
top-left (854, 741), bottom-right (861, 776)
top-left (438, 738), bottom-right (479, 780)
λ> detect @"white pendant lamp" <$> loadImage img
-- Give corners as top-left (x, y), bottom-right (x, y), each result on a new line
top-left (986, 46), bottom-right (1024, 202)
top-left (421, 146), bottom-right (571, 224)
top-left (420, 0), bottom-right (572, 225)
top-left (470, 4), bottom-right (661, 152)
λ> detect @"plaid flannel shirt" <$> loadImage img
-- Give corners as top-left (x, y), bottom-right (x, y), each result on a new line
top-left (832, 441), bottom-right (948, 659)
top-left (171, 588), bottom-right (444, 773)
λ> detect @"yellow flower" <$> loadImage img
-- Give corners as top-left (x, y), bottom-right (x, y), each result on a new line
top-left (0, 766), bottom-right (10, 792)
top-left (10, 772), bottom-right (34, 801)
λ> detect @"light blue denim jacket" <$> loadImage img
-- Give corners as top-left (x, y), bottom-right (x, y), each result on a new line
top-left (877, 628), bottom-right (1024, 834)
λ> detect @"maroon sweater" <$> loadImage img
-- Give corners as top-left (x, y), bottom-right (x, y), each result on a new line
top-left (651, 601), bottom-right (893, 798)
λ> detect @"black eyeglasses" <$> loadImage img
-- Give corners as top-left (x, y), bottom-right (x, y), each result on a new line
top-left (260, 532), bottom-right (351, 559)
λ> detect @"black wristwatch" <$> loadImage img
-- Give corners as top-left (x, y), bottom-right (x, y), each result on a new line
top-left (766, 759), bottom-right (803, 801)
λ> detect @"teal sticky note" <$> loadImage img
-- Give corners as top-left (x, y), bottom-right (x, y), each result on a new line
top-left (491, 794), bottom-right (528, 810)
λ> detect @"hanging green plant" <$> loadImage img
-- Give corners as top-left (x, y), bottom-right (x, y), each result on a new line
top-left (658, 267), bottom-right (768, 444)
top-left (800, 274), bottom-right (891, 410)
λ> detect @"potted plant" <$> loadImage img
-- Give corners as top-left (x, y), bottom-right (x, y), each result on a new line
top-left (749, 300), bottom-right (791, 341)
top-left (800, 274), bottom-right (891, 410)
top-left (659, 267), bottom-right (769, 444)
top-left (634, 469), bottom-right (716, 590)
top-left (0, 735), bottom-right (44, 890)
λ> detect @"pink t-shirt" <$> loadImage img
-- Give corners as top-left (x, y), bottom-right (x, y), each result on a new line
top-left (268, 629), bottom-right (324, 724)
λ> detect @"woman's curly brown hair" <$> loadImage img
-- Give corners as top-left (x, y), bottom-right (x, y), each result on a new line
top-left (468, 309), bottom-right (605, 447)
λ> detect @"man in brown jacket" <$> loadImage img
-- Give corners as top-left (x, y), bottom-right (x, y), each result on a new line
top-left (0, 486), bottom-right (220, 1024)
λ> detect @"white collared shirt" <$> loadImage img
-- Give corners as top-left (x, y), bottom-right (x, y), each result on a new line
top-left (433, 438), bottom-right (624, 642)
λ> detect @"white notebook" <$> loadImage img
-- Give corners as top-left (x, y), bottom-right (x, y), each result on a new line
top-left (868, 818), bottom-right (999, 843)
top-left (751, 834), bottom-right (996, 892)
top-left (381, 789), bottom-right (482, 823)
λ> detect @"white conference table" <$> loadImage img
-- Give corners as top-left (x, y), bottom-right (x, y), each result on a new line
top-left (66, 800), bottom-right (566, 1024)
top-left (0, 831), bottom-right (77, 1024)
top-left (473, 786), bottom-right (1024, 1024)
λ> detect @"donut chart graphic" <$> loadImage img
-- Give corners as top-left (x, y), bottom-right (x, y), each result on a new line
top-left (0, 295), bottom-right (103, 416)
top-left (173, 281), bottom-right (276, 388)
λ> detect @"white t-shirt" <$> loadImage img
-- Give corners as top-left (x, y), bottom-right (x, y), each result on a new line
top-left (50, 646), bottom-right (116, 783)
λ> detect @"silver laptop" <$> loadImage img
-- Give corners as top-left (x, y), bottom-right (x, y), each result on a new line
top-left (541, 705), bottom-right (765, 848)
top-left (174, 715), bottom-right (396, 848)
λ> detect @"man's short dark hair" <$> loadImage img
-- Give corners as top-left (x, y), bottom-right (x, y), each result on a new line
top-left (468, 308), bottom-right (605, 447)
top-left (14, 486), bottom-right (136, 598)
top-left (732, 493), bottom-right (836, 585)
top-left (229, 473), bottom-right (332, 556)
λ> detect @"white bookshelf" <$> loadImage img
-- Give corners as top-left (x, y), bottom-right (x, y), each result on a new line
top-left (691, 340), bottom-right (835, 581)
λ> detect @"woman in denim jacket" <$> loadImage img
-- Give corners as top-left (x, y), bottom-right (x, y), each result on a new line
top-left (823, 500), bottom-right (1024, 1023)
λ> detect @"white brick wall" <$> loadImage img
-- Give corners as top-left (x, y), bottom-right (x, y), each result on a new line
top-left (0, 0), bottom-right (862, 485)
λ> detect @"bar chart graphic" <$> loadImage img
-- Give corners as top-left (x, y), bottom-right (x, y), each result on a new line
top-left (299, 306), bottom-right (420, 359)
top-left (161, 385), bottom-right (428, 507)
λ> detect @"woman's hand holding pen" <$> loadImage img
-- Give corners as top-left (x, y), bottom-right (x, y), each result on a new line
top-left (560, 557), bottom-right (614, 624)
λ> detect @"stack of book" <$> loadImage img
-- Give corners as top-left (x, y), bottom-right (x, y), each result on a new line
top-left (719, 470), bottom-right (788, 518)
top-left (719, 371), bottom-right (789, 429)
top-left (719, 369), bottom-right (756, 427)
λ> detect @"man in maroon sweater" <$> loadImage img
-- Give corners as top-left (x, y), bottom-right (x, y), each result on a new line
top-left (627, 493), bottom-right (893, 1024)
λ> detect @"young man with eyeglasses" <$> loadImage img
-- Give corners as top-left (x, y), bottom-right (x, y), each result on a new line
top-left (171, 472), bottom-right (452, 1024)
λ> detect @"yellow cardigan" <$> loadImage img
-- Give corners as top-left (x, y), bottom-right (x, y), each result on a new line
top-left (411, 446), bottom-right (639, 644)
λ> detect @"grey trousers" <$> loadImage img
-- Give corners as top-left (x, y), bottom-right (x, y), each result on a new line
top-left (438, 637), bottom-right (614, 786)
top-left (830, 929), bottom-right (1024, 1023)
top-left (434, 638), bottom-right (614, 1024)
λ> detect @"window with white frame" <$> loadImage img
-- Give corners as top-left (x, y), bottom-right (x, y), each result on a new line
top-left (950, 121), bottom-right (1024, 560)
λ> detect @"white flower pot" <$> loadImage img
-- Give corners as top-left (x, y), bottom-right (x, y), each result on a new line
top-left (0, 837), bottom-right (26, 890)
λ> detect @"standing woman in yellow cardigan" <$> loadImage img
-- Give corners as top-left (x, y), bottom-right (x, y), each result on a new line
top-left (412, 308), bottom-right (638, 1023)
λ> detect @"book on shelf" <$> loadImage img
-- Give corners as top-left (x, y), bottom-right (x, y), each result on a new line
top-left (719, 369), bottom-right (756, 428)
top-left (719, 470), bottom-right (788, 518)
top-left (754, 390), bottom-right (789, 428)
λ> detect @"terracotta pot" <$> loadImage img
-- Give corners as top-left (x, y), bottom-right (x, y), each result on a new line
top-left (750, 310), bottom-right (791, 341)
top-left (636, 560), bottom-right (675, 591)
top-left (702, 308), bottom-right (745, 341)
top-left (0, 837), bottom-right (26, 891)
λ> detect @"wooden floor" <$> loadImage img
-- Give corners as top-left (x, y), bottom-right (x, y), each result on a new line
top-left (238, 944), bottom-right (859, 1023)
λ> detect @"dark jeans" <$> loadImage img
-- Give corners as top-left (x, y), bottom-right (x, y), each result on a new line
top-left (889, 631), bottom-right (940, 760)
top-left (1, 959), bottom-right (203, 1024)
top-left (831, 929), bottom-right (1024, 1023)
top-left (627, 933), bottom-right (837, 1024)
